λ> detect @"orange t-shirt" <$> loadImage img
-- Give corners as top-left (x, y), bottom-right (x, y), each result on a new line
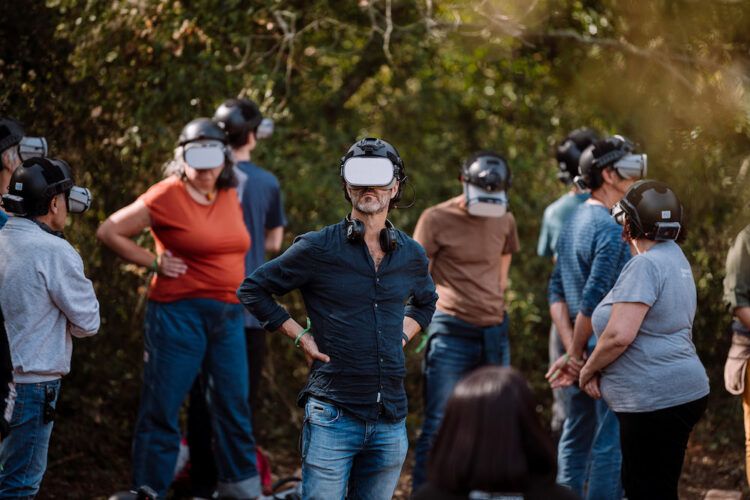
top-left (138, 176), bottom-right (250, 303)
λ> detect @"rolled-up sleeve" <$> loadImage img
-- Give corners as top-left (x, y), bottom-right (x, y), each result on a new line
top-left (237, 235), bottom-right (316, 331)
top-left (404, 247), bottom-right (438, 331)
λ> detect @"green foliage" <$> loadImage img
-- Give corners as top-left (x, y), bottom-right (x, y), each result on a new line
top-left (2, 0), bottom-right (750, 493)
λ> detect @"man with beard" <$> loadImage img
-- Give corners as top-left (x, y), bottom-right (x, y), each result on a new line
top-left (239, 137), bottom-right (438, 500)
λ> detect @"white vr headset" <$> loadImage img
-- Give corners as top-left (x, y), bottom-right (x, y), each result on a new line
top-left (182, 140), bottom-right (226, 170)
top-left (256, 118), bottom-right (274, 140)
top-left (613, 153), bottom-right (648, 179)
top-left (342, 157), bottom-right (397, 188)
top-left (464, 183), bottom-right (508, 218)
top-left (18, 136), bottom-right (48, 161)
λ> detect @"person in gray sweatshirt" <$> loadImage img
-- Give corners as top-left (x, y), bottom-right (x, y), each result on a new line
top-left (0, 157), bottom-right (99, 498)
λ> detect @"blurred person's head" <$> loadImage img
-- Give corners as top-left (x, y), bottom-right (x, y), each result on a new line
top-left (427, 366), bottom-right (557, 494)
top-left (556, 128), bottom-right (598, 185)
top-left (577, 135), bottom-right (646, 207)
top-left (165, 118), bottom-right (236, 194)
top-left (0, 118), bottom-right (25, 193)
top-left (213, 98), bottom-right (271, 160)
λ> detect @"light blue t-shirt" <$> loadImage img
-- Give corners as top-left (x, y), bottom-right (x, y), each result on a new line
top-left (591, 241), bottom-right (710, 412)
top-left (537, 191), bottom-right (589, 258)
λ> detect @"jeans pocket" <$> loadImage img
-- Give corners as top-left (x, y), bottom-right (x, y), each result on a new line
top-left (300, 417), bottom-right (311, 460)
top-left (306, 397), bottom-right (340, 425)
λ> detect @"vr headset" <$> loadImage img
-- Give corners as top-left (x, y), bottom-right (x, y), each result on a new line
top-left (612, 153), bottom-right (648, 180)
top-left (256, 118), bottom-right (274, 140)
top-left (18, 136), bottom-right (48, 161)
top-left (341, 156), bottom-right (397, 188)
top-left (464, 183), bottom-right (508, 218)
top-left (182, 140), bottom-right (226, 169)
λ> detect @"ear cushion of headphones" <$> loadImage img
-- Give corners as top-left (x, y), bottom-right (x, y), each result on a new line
top-left (379, 226), bottom-right (397, 253)
top-left (345, 215), bottom-right (365, 242)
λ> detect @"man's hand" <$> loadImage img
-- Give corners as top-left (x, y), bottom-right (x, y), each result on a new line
top-left (298, 334), bottom-right (330, 367)
top-left (581, 372), bottom-right (602, 399)
top-left (546, 353), bottom-right (584, 389)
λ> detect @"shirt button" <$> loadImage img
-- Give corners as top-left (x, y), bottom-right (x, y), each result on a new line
top-left (380, 358), bottom-right (383, 363)
top-left (375, 303), bottom-right (378, 308)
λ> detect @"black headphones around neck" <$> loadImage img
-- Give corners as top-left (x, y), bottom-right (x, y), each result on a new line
top-left (345, 214), bottom-right (398, 253)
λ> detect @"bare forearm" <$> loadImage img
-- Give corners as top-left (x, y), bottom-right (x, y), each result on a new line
top-left (101, 234), bottom-right (155, 268)
top-left (568, 312), bottom-right (593, 359)
top-left (550, 302), bottom-right (574, 351)
top-left (735, 307), bottom-right (750, 330)
top-left (278, 317), bottom-right (305, 341)
top-left (402, 316), bottom-right (421, 343)
top-left (583, 331), bottom-right (628, 374)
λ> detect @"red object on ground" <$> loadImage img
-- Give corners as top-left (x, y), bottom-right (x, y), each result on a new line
top-left (256, 446), bottom-right (273, 495)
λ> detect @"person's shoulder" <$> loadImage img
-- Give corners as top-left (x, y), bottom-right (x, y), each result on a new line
top-left (239, 162), bottom-right (281, 187)
top-left (141, 175), bottom-right (182, 202)
top-left (293, 220), bottom-right (343, 250)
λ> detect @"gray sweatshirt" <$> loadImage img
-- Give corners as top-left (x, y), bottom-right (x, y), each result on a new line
top-left (0, 217), bottom-right (100, 383)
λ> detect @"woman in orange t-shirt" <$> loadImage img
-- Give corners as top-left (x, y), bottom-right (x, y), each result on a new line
top-left (97, 118), bottom-right (260, 498)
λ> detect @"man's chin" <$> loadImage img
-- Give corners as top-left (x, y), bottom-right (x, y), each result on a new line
top-left (355, 201), bottom-right (387, 215)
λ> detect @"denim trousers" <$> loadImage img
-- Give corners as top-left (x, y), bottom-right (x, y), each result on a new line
top-left (0, 379), bottom-right (61, 499)
top-left (557, 383), bottom-right (622, 500)
top-left (131, 299), bottom-right (260, 498)
top-left (411, 311), bottom-right (510, 492)
top-left (301, 396), bottom-right (407, 500)
top-left (548, 324), bottom-right (567, 435)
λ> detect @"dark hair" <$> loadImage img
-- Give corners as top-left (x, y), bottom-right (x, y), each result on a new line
top-left (426, 366), bottom-right (557, 494)
top-left (215, 152), bottom-right (238, 189)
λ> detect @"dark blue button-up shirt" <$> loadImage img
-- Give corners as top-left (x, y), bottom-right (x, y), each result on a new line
top-left (238, 218), bottom-right (438, 422)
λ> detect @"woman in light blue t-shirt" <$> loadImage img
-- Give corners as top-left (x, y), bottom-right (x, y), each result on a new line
top-left (577, 180), bottom-right (709, 500)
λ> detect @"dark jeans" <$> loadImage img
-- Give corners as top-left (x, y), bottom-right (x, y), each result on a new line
top-left (411, 311), bottom-right (510, 492)
top-left (616, 395), bottom-right (708, 500)
top-left (187, 327), bottom-right (267, 497)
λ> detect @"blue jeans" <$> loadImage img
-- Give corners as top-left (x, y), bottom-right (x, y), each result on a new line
top-left (301, 397), bottom-right (407, 500)
top-left (412, 311), bottom-right (510, 491)
top-left (557, 384), bottom-right (622, 500)
top-left (132, 299), bottom-right (260, 498)
top-left (0, 380), bottom-right (60, 499)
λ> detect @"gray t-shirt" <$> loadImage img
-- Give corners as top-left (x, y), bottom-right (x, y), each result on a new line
top-left (591, 241), bottom-right (709, 412)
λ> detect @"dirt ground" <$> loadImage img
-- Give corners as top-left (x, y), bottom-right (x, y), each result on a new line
top-left (35, 416), bottom-right (749, 499)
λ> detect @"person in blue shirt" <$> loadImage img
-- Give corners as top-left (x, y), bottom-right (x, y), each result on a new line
top-left (0, 118), bottom-right (25, 229)
top-left (545, 135), bottom-right (647, 500)
top-left (537, 128), bottom-right (596, 438)
top-left (239, 137), bottom-right (438, 500)
top-left (182, 98), bottom-right (287, 497)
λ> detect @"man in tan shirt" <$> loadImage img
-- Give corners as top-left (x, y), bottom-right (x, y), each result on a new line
top-left (411, 151), bottom-right (519, 491)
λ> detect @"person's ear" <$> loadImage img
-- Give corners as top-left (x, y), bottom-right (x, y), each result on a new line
top-left (247, 131), bottom-right (257, 151)
top-left (49, 194), bottom-right (60, 214)
top-left (601, 167), bottom-right (616, 186)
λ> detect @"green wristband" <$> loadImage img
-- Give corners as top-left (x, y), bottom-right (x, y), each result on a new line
top-left (151, 257), bottom-right (159, 274)
top-left (294, 317), bottom-right (312, 347)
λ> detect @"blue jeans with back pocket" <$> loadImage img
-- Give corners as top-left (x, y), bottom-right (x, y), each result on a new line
top-left (0, 379), bottom-right (61, 499)
top-left (300, 396), bottom-right (407, 500)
